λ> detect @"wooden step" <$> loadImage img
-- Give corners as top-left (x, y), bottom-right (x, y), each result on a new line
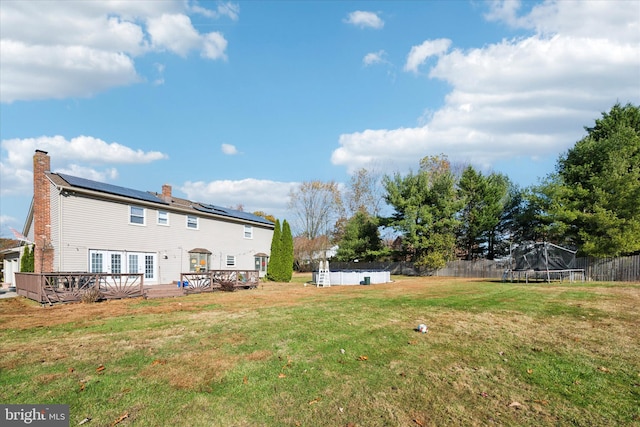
top-left (145, 284), bottom-right (185, 299)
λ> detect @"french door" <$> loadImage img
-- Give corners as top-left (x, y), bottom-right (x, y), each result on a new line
top-left (89, 250), bottom-right (157, 282)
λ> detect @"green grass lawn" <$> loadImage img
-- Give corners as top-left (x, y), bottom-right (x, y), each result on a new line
top-left (1, 276), bottom-right (639, 426)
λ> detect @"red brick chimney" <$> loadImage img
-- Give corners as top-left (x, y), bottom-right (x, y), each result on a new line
top-left (33, 150), bottom-right (53, 273)
top-left (162, 184), bottom-right (172, 203)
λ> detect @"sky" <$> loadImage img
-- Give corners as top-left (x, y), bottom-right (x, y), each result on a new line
top-left (1, 0), bottom-right (639, 238)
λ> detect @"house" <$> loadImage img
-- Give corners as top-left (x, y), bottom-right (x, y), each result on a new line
top-left (4, 150), bottom-right (274, 286)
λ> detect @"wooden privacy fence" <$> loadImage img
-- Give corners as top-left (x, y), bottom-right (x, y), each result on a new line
top-left (15, 272), bottom-right (144, 305)
top-left (575, 255), bottom-right (640, 282)
top-left (180, 269), bottom-right (259, 293)
top-left (329, 254), bottom-right (640, 282)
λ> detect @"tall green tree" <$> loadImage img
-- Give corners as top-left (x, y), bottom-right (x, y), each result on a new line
top-left (335, 211), bottom-right (386, 262)
top-left (266, 219), bottom-right (282, 281)
top-left (383, 155), bottom-right (462, 269)
top-left (457, 167), bottom-right (511, 259)
top-left (539, 103), bottom-right (640, 256)
top-left (281, 220), bottom-right (294, 282)
top-left (20, 245), bottom-right (34, 272)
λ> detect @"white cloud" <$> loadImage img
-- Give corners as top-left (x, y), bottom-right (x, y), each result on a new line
top-left (147, 14), bottom-right (202, 57)
top-left (180, 179), bottom-right (299, 219)
top-left (403, 39), bottom-right (451, 74)
top-left (344, 11), bottom-right (384, 29)
top-left (153, 63), bottom-right (165, 85)
top-left (483, 0), bottom-right (526, 28)
top-left (333, 1), bottom-right (640, 177)
top-left (0, 40), bottom-right (140, 103)
top-left (190, 1), bottom-right (240, 21)
top-left (0, 0), bottom-right (232, 103)
top-left (363, 50), bottom-right (387, 66)
top-left (201, 32), bottom-right (228, 60)
top-left (221, 143), bottom-right (240, 155)
top-left (56, 165), bottom-right (119, 182)
top-left (486, 0), bottom-right (639, 43)
top-left (0, 135), bottom-right (168, 196)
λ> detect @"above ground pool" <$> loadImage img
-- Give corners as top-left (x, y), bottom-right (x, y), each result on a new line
top-left (312, 270), bottom-right (391, 285)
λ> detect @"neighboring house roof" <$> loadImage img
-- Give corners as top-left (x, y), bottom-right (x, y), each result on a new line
top-left (46, 172), bottom-right (274, 227)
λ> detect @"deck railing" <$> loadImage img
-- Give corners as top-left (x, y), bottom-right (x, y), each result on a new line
top-left (15, 272), bottom-right (144, 305)
top-left (180, 270), bottom-right (259, 294)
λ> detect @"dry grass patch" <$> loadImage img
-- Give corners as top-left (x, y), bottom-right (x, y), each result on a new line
top-left (140, 348), bottom-right (239, 391)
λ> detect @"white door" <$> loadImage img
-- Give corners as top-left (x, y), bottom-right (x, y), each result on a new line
top-left (90, 250), bottom-right (156, 283)
top-left (127, 252), bottom-right (157, 283)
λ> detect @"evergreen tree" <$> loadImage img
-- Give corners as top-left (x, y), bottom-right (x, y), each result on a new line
top-left (27, 245), bottom-right (35, 272)
top-left (457, 167), bottom-right (510, 259)
top-left (383, 155), bottom-right (462, 269)
top-left (20, 245), bottom-right (34, 272)
top-left (266, 219), bottom-right (282, 281)
top-left (281, 220), bottom-right (294, 282)
top-left (335, 211), bottom-right (385, 262)
top-left (538, 103), bottom-right (640, 256)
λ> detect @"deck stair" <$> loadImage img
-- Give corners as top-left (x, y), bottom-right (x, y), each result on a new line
top-left (144, 283), bottom-right (185, 299)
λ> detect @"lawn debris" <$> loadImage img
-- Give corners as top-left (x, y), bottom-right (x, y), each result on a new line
top-left (357, 355), bottom-right (368, 361)
top-left (96, 364), bottom-right (105, 373)
top-left (308, 397), bottom-right (321, 405)
top-left (110, 412), bottom-right (129, 427)
top-left (508, 401), bottom-right (523, 409)
top-left (416, 324), bottom-right (428, 333)
top-left (413, 419), bottom-right (425, 426)
top-left (598, 366), bottom-right (610, 373)
top-left (282, 355), bottom-right (292, 370)
top-left (78, 417), bottom-right (91, 425)
top-left (278, 373), bottom-right (287, 378)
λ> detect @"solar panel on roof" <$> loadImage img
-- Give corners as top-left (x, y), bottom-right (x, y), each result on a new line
top-left (195, 203), bottom-right (273, 225)
top-left (58, 173), bottom-right (168, 205)
top-left (199, 203), bottom-right (229, 214)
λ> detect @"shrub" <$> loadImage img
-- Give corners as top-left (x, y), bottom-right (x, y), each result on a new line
top-left (81, 288), bottom-right (103, 303)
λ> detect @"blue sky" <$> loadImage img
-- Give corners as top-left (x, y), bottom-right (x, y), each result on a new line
top-left (1, 0), bottom-right (639, 237)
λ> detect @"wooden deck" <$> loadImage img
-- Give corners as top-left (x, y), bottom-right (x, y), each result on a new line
top-left (15, 270), bottom-right (261, 303)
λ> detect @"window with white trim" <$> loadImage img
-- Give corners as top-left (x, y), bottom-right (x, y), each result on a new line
top-left (145, 255), bottom-right (154, 279)
top-left (111, 253), bottom-right (121, 274)
top-left (129, 206), bottom-right (145, 225)
top-left (186, 215), bottom-right (198, 229)
top-left (244, 225), bottom-right (253, 239)
top-left (128, 254), bottom-right (138, 275)
top-left (157, 210), bottom-right (169, 226)
top-left (90, 252), bottom-right (103, 273)
top-left (226, 255), bottom-right (236, 267)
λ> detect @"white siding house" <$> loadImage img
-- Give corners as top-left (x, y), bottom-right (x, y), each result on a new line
top-left (18, 150), bottom-right (274, 284)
